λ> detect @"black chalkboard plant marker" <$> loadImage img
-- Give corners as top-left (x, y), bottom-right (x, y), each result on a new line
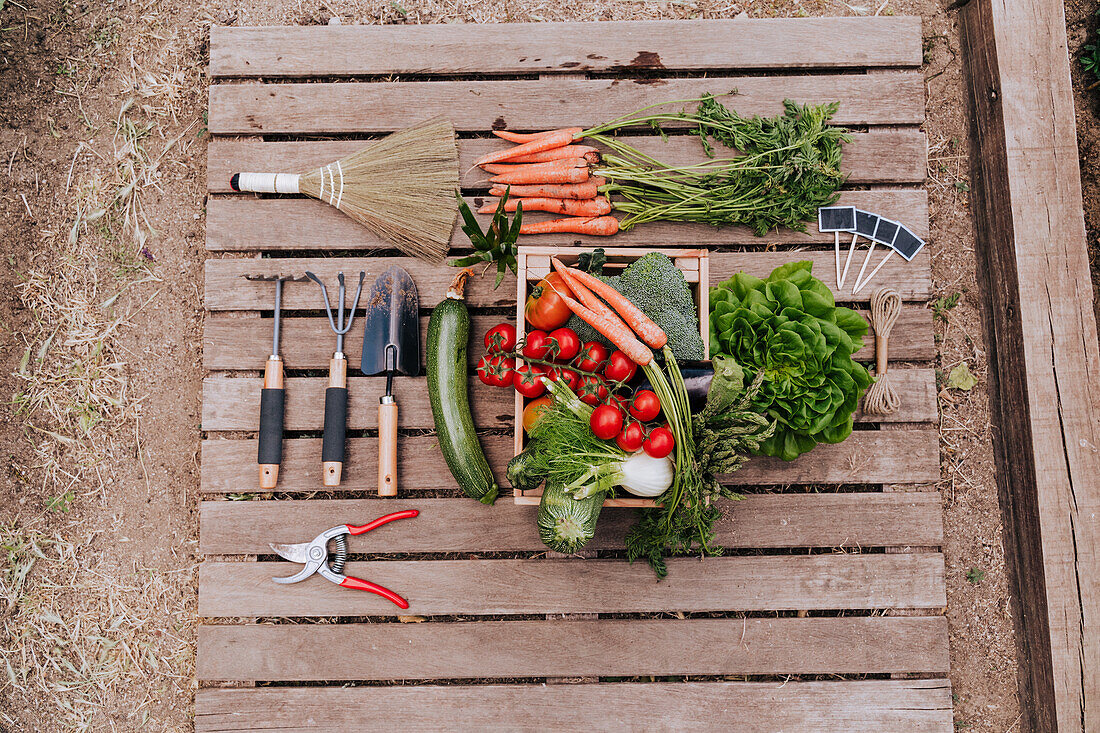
top-left (818, 206), bottom-right (857, 289)
top-left (305, 270), bottom-right (366, 487)
top-left (853, 217), bottom-right (901, 294)
top-left (853, 223), bottom-right (926, 295)
top-left (840, 209), bottom-right (881, 290)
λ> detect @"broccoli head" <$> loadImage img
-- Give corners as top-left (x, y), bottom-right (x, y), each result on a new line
top-left (566, 252), bottom-right (706, 362)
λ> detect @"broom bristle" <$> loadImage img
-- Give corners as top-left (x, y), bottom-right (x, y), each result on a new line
top-left (298, 117), bottom-right (459, 263)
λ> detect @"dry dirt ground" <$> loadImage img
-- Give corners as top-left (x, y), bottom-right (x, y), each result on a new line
top-left (0, 0), bottom-right (1019, 730)
top-left (1067, 0), bottom-right (1100, 329)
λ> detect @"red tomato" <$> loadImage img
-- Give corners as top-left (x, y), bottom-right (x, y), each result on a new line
top-left (574, 341), bottom-right (609, 373)
top-left (643, 426), bottom-right (675, 459)
top-left (590, 403), bottom-right (624, 441)
top-left (628, 390), bottom-right (662, 422)
top-left (522, 396), bottom-right (552, 434)
top-left (577, 375), bottom-right (609, 406)
top-left (477, 354), bottom-right (515, 387)
top-left (546, 366), bottom-right (580, 392)
top-left (604, 350), bottom-right (637, 384)
top-left (513, 363), bottom-right (546, 398)
top-left (616, 421), bottom-right (646, 452)
top-left (522, 330), bottom-right (551, 360)
top-left (484, 323), bottom-right (517, 353)
top-left (547, 327), bottom-right (580, 362)
top-left (524, 273), bottom-right (573, 331)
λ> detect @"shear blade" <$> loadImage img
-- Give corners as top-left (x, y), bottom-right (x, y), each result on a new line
top-left (269, 541), bottom-right (312, 564)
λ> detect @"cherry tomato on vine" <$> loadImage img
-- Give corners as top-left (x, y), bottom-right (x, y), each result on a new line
top-left (547, 327), bottom-right (580, 362)
top-left (574, 341), bottom-right (609, 373)
top-left (522, 396), bottom-right (553, 434)
top-left (477, 354), bottom-right (515, 387)
top-left (590, 403), bottom-right (624, 441)
top-left (546, 366), bottom-right (580, 392)
top-left (522, 330), bottom-right (551, 360)
top-left (577, 375), bottom-right (609, 406)
top-left (524, 273), bottom-right (573, 331)
top-left (628, 389), bottom-right (662, 422)
top-left (643, 426), bottom-right (675, 459)
top-left (513, 363), bottom-right (546, 398)
top-left (603, 350), bottom-right (637, 384)
top-left (616, 421), bottom-right (646, 452)
top-left (484, 323), bottom-right (517, 353)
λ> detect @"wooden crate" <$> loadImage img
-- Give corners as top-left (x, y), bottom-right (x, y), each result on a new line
top-left (197, 17), bottom-right (951, 732)
top-left (512, 246), bottom-right (709, 507)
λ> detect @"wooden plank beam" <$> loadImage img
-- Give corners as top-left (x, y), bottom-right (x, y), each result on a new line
top-left (203, 250), bottom-right (933, 311)
top-left (198, 492), bottom-right (944, 555)
top-left (209, 18), bottom-right (922, 78)
top-left (207, 73), bottom-right (925, 135)
top-left (205, 190), bottom-right (928, 251)
top-left (959, 1), bottom-right (1100, 729)
top-left (207, 130), bottom-right (929, 193)
top-left (197, 553), bottom-right (947, 617)
top-left (202, 311), bottom-right (935, 371)
top-left (196, 617), bottom-right (947, 681)
top-left (199, 429), bottom-right (942, 494)
top-left (195, 679), bottom-right (954, 733)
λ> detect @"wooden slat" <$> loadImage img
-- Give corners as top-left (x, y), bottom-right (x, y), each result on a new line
top-left (202, 309), bottom-right (935, 371)
top-left (960, 2), bottom-right (1100, 729)
top-left (197, 553), bottom-right (946, 617)
top-left (195, 679), bottom-right (954, 733)
top-left (199, 492), bottom-right (944, 555)
top-left (197, 616), bottom-right (947, 681)
top-left (203, 249), bottom-right (932, 312)
top-left (209, 18), bottom-right (923, 78)
top-left (199, 429), bottom-right (942, 494)
top-left (200, 367), bottom-right (937, 430)
top-left (205, 191), bottom-right (928, 251)
top-left (207, 73), bottom-right (925, 135)
top-left (207, 130), bottom-right (928, 193)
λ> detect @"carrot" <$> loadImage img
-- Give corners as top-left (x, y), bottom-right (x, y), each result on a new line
top-left (492, 127), bottom-right (583, 144)
top-left (502, 145), bottom-right (600, 164)
top-left (487, 159), bottom-right (589, 186)
top-left (475, 129), bottom-right (577, 167)
top-left (551, 258), bottom-right (630, 333)
top-left (547, 285), bottom-right (652, 366)
top-left (489, 178), bottom-right (605, 200)
top-left (520, 216), bottom-right (620, 236)
top-left (477, 197), bottom-right (611, 216)
top-left (563, 266), bottom-right (667, 349)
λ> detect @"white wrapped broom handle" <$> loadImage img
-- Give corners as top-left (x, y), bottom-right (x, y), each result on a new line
top-left (231, 172), bottom-right (301, 194)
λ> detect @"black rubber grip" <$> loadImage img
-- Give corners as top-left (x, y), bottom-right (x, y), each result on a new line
top-left (322, 387), bottom-right (349, 463)
top-left (257, 388), bottom-right (285, 465)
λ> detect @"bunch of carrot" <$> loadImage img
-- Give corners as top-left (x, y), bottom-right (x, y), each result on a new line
top-left (474, 127), bottom-right (619, 237)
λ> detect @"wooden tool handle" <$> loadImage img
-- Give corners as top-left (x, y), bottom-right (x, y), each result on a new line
top-left (321, 356), bottom-right (348, 487)
top-left (257, 357), bottom-right (285, 489)
top-left (378, 400), bottom-right (398, 496)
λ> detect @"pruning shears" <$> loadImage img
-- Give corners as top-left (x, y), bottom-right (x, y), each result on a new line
top-left (269, 509), bottom-right (419, 608)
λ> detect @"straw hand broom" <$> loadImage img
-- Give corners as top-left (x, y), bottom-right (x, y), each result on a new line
top-left (230, 117), bottom-right (460, 263)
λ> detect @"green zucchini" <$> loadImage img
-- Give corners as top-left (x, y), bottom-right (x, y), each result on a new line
top-left (427, 270), bottom-right (499, 505)
top-left (537, 480), bottom-right (605, 554)
top-left (507, 444), bottom-right (546, 493)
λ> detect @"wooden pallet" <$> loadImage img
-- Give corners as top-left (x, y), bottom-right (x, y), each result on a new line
top-left (199, 17), bottom-right (950, 732)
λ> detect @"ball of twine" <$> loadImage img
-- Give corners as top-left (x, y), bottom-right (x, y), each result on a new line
top-left (862, 287), bottom-right (902, 415)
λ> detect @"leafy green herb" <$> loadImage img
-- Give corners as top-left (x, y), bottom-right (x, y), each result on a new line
top-left (710, 261), bottom-right (872, 461)
top-left (448, 189), bottom-right (522, 289)
top-left (575, 247), bottom-right (607, 275)
top-left (582, 95), bottom-right (849, 235)
top-left (932, 292), bottom-right (961, 321)
top-left (966, 567), bottom-right (985, 585)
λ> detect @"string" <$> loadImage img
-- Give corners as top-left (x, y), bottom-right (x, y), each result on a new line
top-left (862, 287), bottom-right (902, 415)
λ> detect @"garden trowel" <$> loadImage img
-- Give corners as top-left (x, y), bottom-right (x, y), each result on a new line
top-left (361, 265), bottom-right (420, 497)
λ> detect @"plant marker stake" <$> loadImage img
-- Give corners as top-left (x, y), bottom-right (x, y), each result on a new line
top-left (818, 206), bottom-right (857, 290)
top-left (852, 218), bottom-right (901, 294)
top-left (841, 210), bottom-right (881, 290)
top-left (839, 233), bottom-right (860, 290)
top-left (853, 250), bottom-right (896, 294)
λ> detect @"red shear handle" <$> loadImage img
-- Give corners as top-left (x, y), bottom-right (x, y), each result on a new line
top-left (345, 509), bottom-right (419, 536)
top-left (339, 576), bottom-right (409, 609)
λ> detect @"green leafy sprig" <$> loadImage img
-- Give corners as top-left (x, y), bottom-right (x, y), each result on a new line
top-left (448, 188), bottom-right (522, 289)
